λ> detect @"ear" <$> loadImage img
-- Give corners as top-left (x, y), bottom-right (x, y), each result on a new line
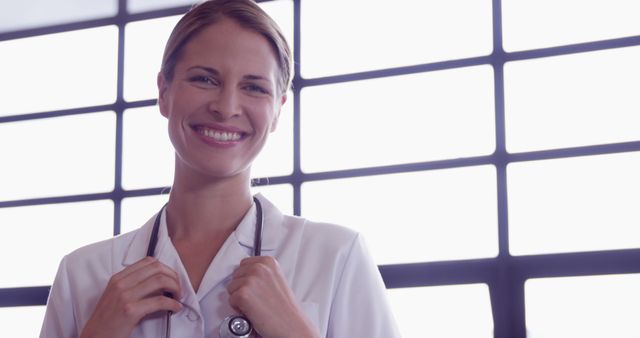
top-left (270, 94), bottom-right (287, 132)
top-left (157, 72), bottom-right (169, 118)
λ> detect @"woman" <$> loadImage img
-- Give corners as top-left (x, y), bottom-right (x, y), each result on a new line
top-left (40, 0), bottom-right (400, 337)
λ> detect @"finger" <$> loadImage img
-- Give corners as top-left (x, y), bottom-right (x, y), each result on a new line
top-left (227, 275), bottom-right (254, 295)
top-left (115, 256), bottom-right (160, 280)
top-left (233, 257), bottom-right (278, 279)
top-left (129, 272), bottom-right (183, 301)
top-left (227, 280), bottom-right (257, 314)
top-left (112, 259), bottom-right (182, 298)
top-left (238, 256), bottom-right (277, 267)
top-left (124, 295), bottom-right (183, 321)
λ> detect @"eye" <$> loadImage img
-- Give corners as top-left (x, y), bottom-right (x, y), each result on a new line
top-left (243, 83), bottom-right (269, 95)
top-left (189, 75), bottom-right (218, 86)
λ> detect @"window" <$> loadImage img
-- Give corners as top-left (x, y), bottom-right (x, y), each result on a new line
top-left (2, 1), bottom-right (640, 337)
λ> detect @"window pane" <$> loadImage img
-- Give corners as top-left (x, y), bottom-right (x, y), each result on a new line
top-left (388, 284), bottom-right (493, 338)
top-left (0, 112), bottom-right (116, 201)
top-left (122, 107), bottom-right (174, 190)
top-left (259, 0), bottom-right (294, 54)
top-left (505, 46), bottom-right (640, 153)
top-left (526, 274), bottom-right (640, 338)
top-left (124, 16), bottom-right (181, 102)
top-left (121, 194), bottom-right (170, 234)
top-left (301, 66), bottom-right (495, 172)
top-left (301, 0), bottom-right (492, 78)
top-left (0, 27), bottom-right (118, 116)
top-left (0, 306), bottom-right (46, 338)
top-left (503, 0), bottom-right (640, 52)
top-left (0, 200), bottom-right (113, 288)
top-left (251, 183), bottom-right (293, 216)
top-left (127, 0), bottom-right (196, 13)
top-left (0, 0), bottom-right (117, 33)
top-left (508, 152), bottom-right (640, 256)
top-left (301, 166), bottom-right (498, 265)
top-left (251, 91), bottom-right (293, 178)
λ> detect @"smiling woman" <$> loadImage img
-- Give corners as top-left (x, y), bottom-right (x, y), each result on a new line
top-left (157, 18), bottom-right (284, 181)
top-left (38, 1), bottom-right (400, 338)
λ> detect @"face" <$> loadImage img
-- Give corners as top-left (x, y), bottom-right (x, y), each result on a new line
top-left (158, 18), bottom-right (286, 180)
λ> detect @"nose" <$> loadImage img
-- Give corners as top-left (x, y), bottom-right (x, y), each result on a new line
top-left (209, 85), bottom-right (240, 121)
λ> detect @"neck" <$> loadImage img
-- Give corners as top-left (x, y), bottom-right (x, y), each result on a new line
top-left (165, 163), bottom-right (253, 242)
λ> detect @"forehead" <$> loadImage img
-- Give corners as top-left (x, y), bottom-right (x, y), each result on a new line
top-left (177, 18), bottom-right (279, 79)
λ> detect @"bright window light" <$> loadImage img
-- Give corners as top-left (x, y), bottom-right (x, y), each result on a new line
top-left (508, 152), bottom-right (640, 255)
top-left (0, 26), bottom-right (118, 116)
top-left (502, 0), bottom-right (640, 52)
top-left (0, 0), bottom-right (117, 33)
top-left (0, 112), bottom-right (116, 201)
top-left (301, 166), bottom-right (498, 265)
top-left (388, 284), bottom-right (493, 338)
top-left (526, 274), bottom-right (640, 338)
top-left (0, 306), bottom-right (46, 338)
top-left (300, 0), bottom-right (492, 78)
top-left (301, 66), bottom-right (495, 172)
top-left (121, 194), bottom-right (171, 234)
top-left (0, 200), bottom-right (113, 288)
top-left (505, 46), bottom-right (640, 153)
top-left (124, 16), bottom-right (181, 102)
top-left (259, 0), bottom-right (294, 53)
top-left (122, 106), bottom-right (175, 190)
top-left (127, 0), bottom-right (197, 13)
top-left (250, 90), bottom-right (294, 178)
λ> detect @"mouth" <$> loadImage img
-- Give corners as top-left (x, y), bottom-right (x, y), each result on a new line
top-left (191, 125), bottom-right (247, 142)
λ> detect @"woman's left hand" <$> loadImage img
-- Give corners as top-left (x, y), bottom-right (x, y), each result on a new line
top-left (227, 256), bottom-right (321, 338)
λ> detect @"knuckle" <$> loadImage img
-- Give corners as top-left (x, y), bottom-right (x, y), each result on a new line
top-left (234, 287), bottom-right (252, 303)
top-left (111, 279), bottom-right (126, 292)
top-left (243, 275), bottom-right (257, 287)
top-left (122, 302), bottom-right (139, 318)
top-left (264, 256), bottom-right (278, 265)
top-left (150, 260), bottom-right (163, 270)
top-left (156, 274), bottom-right (171, 285)
top-left (118, 289), bottom-right (132, 303)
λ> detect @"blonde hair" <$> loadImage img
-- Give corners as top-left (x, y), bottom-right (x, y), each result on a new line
top-left (160, 0), bottom-right (293, 94)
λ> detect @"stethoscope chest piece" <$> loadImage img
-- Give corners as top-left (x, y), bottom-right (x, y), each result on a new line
top-left (220, 315), bottom-right (253, 338)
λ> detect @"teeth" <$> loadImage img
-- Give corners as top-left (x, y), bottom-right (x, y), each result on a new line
top-left (199, 127), bottom-right (241, 142)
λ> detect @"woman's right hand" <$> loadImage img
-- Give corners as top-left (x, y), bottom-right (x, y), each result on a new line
top-left (79, 257), bottom-right (183, 338)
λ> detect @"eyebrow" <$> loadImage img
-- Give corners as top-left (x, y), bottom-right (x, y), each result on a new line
top-left (188, 66), bottom-right (271, 82)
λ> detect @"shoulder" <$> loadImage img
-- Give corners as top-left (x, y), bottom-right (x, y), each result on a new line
top-left (61, 213), bottom-right (156, 280)
top-left (284, 214), bottom-right (359, 252)
top-left (62, 229), bottom-right (138, 279)
top-left (257, 193), bottom-right (360, 256)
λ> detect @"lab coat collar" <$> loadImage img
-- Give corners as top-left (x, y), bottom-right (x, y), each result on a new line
top-left (121, 193), bottom-right (282, 266)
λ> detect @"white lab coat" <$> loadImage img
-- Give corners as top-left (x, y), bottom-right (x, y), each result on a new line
top-left (40, 194), bottom-right (401, 337)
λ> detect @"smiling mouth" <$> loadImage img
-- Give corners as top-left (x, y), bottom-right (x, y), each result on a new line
top-left (193, 125), bottom-right (245, 142)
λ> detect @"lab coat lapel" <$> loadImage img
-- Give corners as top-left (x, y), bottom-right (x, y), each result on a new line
top-left (121, 212), bottom-right (157, 267)
top-left (194, 205), bottom-right (256, 301)
top-left (195, 194), bottom-right (280, 301)
top-left (120, 209), bottom-right (202, 314)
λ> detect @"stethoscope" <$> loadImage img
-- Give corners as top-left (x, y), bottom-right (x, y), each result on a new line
top-left (146, 196), bottom-right (264, 338)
